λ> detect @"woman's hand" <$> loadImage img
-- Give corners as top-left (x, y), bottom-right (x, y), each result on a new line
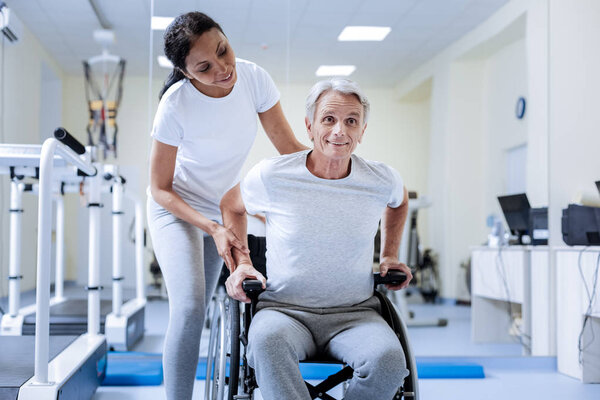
top-left (225, 263), bottom-right (267, 303)
top-left (211, 224), bottom-right (250, 271)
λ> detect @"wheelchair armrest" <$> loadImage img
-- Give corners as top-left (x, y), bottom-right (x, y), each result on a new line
top-left (242, 279), bottom-right (265, 298)
top-left (374, 270), bottom-right (407, 286)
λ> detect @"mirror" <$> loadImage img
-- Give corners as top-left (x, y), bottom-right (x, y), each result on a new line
top-left (0, 0), bottom-right (551, 364)
top-left (150, 0), bottom-right (550, 359)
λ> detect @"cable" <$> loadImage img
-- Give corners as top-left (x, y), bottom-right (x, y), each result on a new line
top-left (577, 247), bottom-right (599, 364)
top-left (495, 246), bottom-right (531, 353)
top-left (0, 5), bottom-right (6, 300)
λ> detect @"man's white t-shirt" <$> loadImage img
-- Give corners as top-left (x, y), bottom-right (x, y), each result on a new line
top-left (240, 150), bottom-right (405, 308)
top-left (150, 58), bottom-right (280, 221)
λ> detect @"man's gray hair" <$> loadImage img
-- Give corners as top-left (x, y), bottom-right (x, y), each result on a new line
top-left (305, 78), bottom-right (370, 126)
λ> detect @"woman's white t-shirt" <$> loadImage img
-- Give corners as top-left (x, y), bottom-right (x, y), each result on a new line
top-left (150, 58), bottom-right (280, 221)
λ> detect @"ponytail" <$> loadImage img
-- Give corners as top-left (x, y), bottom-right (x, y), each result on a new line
top-left (159, 69), bottom-right (186, 100)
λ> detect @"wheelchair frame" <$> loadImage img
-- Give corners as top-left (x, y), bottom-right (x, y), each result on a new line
top-left (206, 286), bottom-right (419, 400)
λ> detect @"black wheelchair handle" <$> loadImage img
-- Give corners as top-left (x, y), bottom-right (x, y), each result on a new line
top-left (242, 279), bottom-right (265, 296)
top-left (374, 270), bottom-right (407, 286)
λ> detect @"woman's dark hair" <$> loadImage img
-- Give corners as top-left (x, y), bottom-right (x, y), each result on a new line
top-left (159, 12), bottom-right (225, 99)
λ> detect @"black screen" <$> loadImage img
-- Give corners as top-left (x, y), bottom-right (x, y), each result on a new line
top-left (596, 180), bottom-right (600, 196)
top-left (498, 193), bottom-right (531, 234)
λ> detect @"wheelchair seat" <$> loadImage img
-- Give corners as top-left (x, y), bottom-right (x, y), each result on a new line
top-left (204, 235), bottom-right (419, 400)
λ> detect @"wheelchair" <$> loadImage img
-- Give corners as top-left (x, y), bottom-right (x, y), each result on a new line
top-left (205, 235), bottom-right (419, 400)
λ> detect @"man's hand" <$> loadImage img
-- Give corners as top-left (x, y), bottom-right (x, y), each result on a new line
top-left (380, 257), bottom-right (412, 290)
top-left (225, 263), bottom-right (267, 303)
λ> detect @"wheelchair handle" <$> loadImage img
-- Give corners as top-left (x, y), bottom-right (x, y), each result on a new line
top-left (374, 270), bottom-right (407, 286)
top-left (242, 279), bottom-right (265, 297)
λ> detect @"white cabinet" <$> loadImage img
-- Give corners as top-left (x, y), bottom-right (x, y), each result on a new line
top-left (471, 246), bottom-right (553, 356)
top-left (555, 247), bottom-right (600, 382)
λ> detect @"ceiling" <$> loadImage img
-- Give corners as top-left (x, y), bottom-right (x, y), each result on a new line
top-left (8, 0), bottom-right (509, 87)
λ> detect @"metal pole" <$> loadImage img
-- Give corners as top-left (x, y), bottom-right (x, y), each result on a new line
top-left (54, 194), bottom-right (65, 301)
top-left (112, 173), bottom-right (123, 316)
top-left (8, 180), bottom-right (23, 316)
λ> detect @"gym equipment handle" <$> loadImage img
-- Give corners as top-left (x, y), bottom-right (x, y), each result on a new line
top-left (54, 127), bottom-right (86, 155)
top-left (374, 270), bottom-right (407, 286)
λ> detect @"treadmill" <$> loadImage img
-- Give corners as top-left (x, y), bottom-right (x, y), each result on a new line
top-left (1, 145), bottom-right (145, 349)
top-left (0, 130), bottom-right (107, 399)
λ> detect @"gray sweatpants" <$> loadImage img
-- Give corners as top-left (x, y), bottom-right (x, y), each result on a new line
top-left (247, 296), bottom-right (409, 400)
top-left (147, 198), bottom-right (223, 400)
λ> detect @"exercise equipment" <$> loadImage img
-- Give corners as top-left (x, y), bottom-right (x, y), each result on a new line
top-left (0, 144), bottom-right (146, 350)
top-left (0, 129), bottom-right (107, 399)
top-left (83, 29), bottom-right (126, 159)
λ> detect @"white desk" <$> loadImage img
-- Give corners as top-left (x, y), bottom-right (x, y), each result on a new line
top-left (471, 246), bottom-right (553, 356)
top-left (555, 246), bottom-right (600, 382)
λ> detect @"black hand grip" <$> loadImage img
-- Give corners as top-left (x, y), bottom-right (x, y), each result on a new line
top-left (242, 279), bottom-right (265, 296)
top-left (54, 127), bottom-right (86, 155)
top-left (374, 270), bottom-right (407, 286)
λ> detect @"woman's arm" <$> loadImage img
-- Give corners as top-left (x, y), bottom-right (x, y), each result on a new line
top-left (149, 139), bottom-right (248, 269)
top-left (258, 101), bottom-right (309, 155)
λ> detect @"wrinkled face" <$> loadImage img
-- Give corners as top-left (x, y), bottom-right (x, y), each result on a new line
top-left (306, 90), bottom-right (366, 161)
top-left (183, 28), bottom-right (237, 97)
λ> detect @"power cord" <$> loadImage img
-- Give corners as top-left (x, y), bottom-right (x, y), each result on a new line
top-left (495, 246), bottom-right (531, 353)
top-left (0, 4), bottom-right (7, 301)
top-left (577, 247), bottom-right (599, 364)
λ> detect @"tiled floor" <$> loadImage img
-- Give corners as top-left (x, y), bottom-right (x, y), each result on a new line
top-left (3, 285), bottom-right (600, 399)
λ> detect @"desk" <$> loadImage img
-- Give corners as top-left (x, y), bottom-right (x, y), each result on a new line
top-left (471, 246), bottom-right (553, 356)
top-left (555, 246), bottom-right (600, 382)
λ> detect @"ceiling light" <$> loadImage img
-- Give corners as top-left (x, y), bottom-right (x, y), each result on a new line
top-left (157, 55), bottom-right (173, 69)
top-left (151, 16), bottom-right (174, 30)
top-left (338, 26), bottom-right (391, 41)
top-left (315, 65), bottom-right (356, 77)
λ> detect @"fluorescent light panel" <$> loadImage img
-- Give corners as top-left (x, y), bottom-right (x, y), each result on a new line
top-left (157, 55), bottom-right (173, 68)
top-left (338, 26), bottom-right (391, 41)
top-left (152, 16), bottom-right (174, 30)
top-left (315, 65), bottom-right (356, 77)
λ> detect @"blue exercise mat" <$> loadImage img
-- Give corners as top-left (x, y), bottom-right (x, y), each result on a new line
top-left (196, 358), bottom-right (484, 380)
top-left (417, 362), bottom-right (485, 379)
top-left (101, 351), bottom-right (163, 386)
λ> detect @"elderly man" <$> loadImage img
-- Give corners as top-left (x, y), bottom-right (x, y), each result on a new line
top-left (220, 78), bottom-right (412, 400)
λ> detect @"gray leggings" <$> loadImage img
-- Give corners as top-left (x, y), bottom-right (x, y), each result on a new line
top-left (248, 296), bottom-right (409, 400)
top-left (147, 198), bottom-right (223, 400)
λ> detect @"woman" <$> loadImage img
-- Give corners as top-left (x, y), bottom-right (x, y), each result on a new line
top-left (147, 12), bottom-right (305, 399)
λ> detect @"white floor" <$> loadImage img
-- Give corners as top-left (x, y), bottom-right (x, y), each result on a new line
top-left (3, 284), bottom-right (600, 399)
top-left (96, 287), bottom-right (600, 400)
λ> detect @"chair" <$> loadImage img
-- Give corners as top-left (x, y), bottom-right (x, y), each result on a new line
top-left (205, 235), bottom-right (419, 400)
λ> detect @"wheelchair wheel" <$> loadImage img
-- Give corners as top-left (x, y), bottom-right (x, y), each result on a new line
top-left (227, 297), bottom-right (241, 400)
top-left (206, 296), bottom-right (227, 400)
top-left (375, 291), bottom-right (419, 400)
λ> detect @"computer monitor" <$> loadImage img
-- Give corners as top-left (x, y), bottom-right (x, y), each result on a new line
top-left (497, 193), bottom-right (531, 243)
top-left (596, 180), bottom-right (600, 196)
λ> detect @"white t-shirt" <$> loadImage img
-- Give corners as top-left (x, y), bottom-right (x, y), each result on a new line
top-left (240, 150), bottom-right (405, 308)
top-left (150, 58), bottom-right (280, 221)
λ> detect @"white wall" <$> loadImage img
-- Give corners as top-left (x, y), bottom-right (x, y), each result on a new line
top-left (395, 0), bottom-right (549, 299)
top-left (0, 22), bottom-right (65, 295)
top-left (548, 0), bottom-right (600, 245)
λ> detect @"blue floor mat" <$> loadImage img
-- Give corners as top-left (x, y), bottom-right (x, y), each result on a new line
top-left (196, 357), bottom-right (484, 380)
top-left (101, 351), bottom-right (163, 386)
top-left (417, 362), bottom-right (485, 379)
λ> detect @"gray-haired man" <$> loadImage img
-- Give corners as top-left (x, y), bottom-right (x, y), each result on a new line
top-left (220, 78), bottom-right (412, 400)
